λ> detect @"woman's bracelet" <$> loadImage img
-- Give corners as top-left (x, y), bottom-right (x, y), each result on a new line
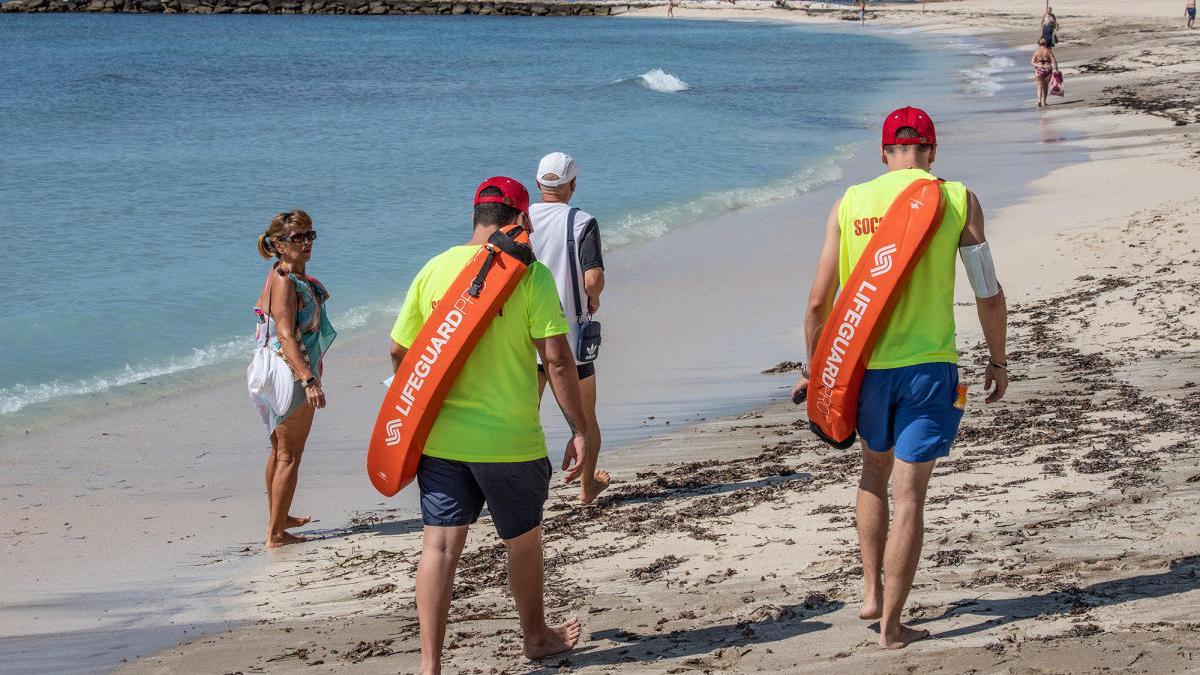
top-left (988, 359), bottom-right (1007, 371)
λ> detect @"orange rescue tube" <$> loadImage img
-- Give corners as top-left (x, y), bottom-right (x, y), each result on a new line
top-left (367, 226), bottom-right (534, 496)
top-left (807, 179), bottom-right (946, 449)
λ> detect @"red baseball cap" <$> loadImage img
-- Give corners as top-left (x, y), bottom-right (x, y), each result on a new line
top-left (882, 106), bottom-right (937, 146)
top-left (474, 176), bottom-right (530, 216)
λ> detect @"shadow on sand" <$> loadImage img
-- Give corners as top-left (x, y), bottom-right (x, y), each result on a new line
top-left (589, 472), bottom-right (814, 511)
top-left (928, 554), bottom-right (1200, 639)
top-left (292, 515), bottom-right (425, 544)
top-left (526, 600), bottom-right (844, 673)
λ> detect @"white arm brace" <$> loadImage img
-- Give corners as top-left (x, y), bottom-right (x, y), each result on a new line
top-left (958, 241), bottom-right (1001, 298)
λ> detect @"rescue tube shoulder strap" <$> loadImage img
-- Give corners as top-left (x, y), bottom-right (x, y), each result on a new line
top-left (490, 226), bottom-right (535, 266)
top-left (469, 227), bottom-right (535, 298)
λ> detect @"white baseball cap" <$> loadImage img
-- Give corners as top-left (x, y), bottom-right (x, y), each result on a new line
top-left (536, 152), bottom-right (577, 188)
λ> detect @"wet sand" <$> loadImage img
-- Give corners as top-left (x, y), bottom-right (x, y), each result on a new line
top-left (111, 1), bottom-right (1200, 673)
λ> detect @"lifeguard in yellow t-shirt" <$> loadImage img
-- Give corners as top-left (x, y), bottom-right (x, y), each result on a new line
top-left (389, 177), bottom-right (591, 673)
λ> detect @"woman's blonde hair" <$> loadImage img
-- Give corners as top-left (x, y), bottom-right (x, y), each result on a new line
top-left (257, 209), bottom-right (313, 260)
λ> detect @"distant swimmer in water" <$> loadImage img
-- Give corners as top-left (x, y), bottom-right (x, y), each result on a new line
top-left (1031, 37), bottom-right (1058, 108)
top-left (250, 209), bottom-right (336, 549)
top-left (792, 107), bottom-right (1008, 649)
top-left (1188, 0), bottom-right (1196, 29)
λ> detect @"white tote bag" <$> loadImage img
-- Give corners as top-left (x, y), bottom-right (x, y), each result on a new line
top-left (247, 345), bottom-right (294, 423)
top-left (247, 311), bottom-right (295, 429)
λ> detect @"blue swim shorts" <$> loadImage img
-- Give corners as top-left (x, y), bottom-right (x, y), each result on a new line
top-left (416, 455), bottom-right (551, 540)
top-left (857, 362), bottom-right (964, 464)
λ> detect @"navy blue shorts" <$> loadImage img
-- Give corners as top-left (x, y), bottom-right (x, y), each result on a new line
top-left (857, 362), bottom-right (964, 464)
top-left (416, 455), bottom-right (551, 540)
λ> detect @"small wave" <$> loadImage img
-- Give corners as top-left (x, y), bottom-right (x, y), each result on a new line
top-left (605, 151), bottom-right (847, 248)
top-left (0, 304), bottom-right (392, 416)
top-left (338, 305), bottom-right (372, 331)
top-left (639, 69), bottom-right (689, 93)
top-left (961, 54), bottom-right (1015, 97)
top-left (942, 38), bottom-right (975, 52)
top-left (0, 336), bottom-right (252, 415)
top-left (613, 68), bottom-right (690, 93)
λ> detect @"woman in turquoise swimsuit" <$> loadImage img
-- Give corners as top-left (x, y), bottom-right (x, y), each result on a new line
top-left (253, 209), bottom-right (336, 548)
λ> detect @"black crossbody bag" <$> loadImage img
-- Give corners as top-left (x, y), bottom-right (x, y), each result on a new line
top-left (566, 207), bottom-right (602, 363)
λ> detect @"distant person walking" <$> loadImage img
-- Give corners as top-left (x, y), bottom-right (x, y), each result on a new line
top-left (1042, 5), bottom-right (1059, 47)
top-left (1188, 0), bottom-right (1196, 29)
top-left (529, 152), bottom-right (610, 505)
top-left (1031, 38), bottom-right (1058, 107)
top-left (856, 0), bottom-right (866, 25)
top-left (667, 0), bottom-right (674, 18)
top-left (390, 177), bottom-right (590, 673)
top-left (792, 107), bottom-right (1008, 649)
top-left (250, 209), bottom-right (336, 548)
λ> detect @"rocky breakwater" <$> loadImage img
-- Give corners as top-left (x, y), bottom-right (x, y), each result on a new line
top-left (0, 0), bottom-right (648, 14)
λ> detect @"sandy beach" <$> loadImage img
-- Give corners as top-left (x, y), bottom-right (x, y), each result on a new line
top-left (6, 0), bottom-right (1200, 672)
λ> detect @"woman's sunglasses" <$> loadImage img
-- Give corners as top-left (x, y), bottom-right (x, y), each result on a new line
top-left (278, 231), bottom-right (318, 244)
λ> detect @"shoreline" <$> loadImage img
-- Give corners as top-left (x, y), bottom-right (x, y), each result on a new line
top-left (7, 1), bottom-right (1200, 672)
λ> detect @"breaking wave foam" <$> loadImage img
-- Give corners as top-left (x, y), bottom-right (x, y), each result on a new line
top-left (613, 68), bottom-right (691, 93)
top-left (946, 39), bottom-right (1016, 97)
top-left (961, 53), bottom-right (1014, 97)
top-left (0, 305), bottom-right (385, 416)
top-left (0, 336), bottom-right (251, 415)
top-left (605, 151), bottom-right (847, 248)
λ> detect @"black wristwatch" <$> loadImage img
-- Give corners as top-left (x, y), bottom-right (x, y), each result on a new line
top-left (303, 375), bottom-right (319, 388)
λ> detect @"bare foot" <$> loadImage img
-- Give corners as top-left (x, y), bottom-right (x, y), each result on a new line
top-left (879, 623), bottom-right (930, 650)
top-left (265, 531), bottom-right (307, 549)
top-left (285, 515), bottom-right (311, 529)
top-left (580, 471), bottom-right (611, 505)
top-left (523, 617), bottom-right (581, 660)
top-left (859, 598), bottom-right (882, 620)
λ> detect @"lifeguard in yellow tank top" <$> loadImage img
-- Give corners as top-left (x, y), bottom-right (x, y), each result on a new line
top-left (790, 107), bottom-right (1009, 651)
top-left (838, 168), bottom-right (968, 369)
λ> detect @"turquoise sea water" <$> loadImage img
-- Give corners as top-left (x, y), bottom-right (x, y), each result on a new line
top-left (0, 15), bottom-right (930, 418)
